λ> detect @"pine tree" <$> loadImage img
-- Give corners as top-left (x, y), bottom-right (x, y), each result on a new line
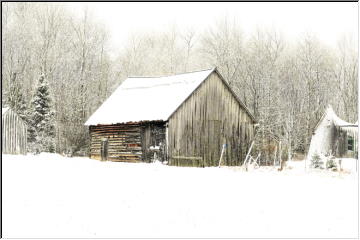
top-left (28, 74), bottom-right (55, 153)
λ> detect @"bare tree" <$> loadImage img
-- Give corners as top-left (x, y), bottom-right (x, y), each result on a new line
top-left (181, 28), bottom-right (197, 72)
top-left (2, 3), bottom-right (357, 160)
top-left (334, 35), bottom-right (358, 122)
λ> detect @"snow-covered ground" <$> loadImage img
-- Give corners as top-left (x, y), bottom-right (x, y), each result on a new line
top-left (2, 154), bottom-right (358, 238)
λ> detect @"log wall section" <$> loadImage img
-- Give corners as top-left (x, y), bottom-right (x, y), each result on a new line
top-left (89, 122), bottom-right (166, 162)
top-left (167, 72), bottom-right (255, 167)
top-left (2, 109), bottom-right (27, 155)
top-left (89, 124), bottom-right (142, 162)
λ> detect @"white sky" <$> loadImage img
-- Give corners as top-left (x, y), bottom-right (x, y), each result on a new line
top-left (67, 2), bottom-right (358, 52)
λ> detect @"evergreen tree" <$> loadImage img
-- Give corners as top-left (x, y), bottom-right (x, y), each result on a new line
top-left (28, 74), bottom-right (55, 153)
top-left (311, 153), bottom-right (324, 169)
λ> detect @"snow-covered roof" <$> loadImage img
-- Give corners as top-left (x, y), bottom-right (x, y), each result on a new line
top-left (314, 105), bottom-right (358, 133)
top-left (2, 107), bottom-right (9, 115)
top-left (85, 68), bottom-right (216, 125)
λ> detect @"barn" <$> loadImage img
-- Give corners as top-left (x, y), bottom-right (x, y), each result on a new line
top-left (2, 107), bottom-right (27, 155)
top-left (85, 68), bottom-right (256, 167)
top-left (307, 105), bottom-right (358, 162)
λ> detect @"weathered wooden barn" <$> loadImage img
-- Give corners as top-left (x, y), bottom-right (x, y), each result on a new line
top-left (85, 68), bottom-right (256, 167)
top-left (2, 107), bottom-right (27, 155)
top-left (307, 105), bottom-right (358, 161)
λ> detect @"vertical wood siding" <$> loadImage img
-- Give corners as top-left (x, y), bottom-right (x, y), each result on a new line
top-left (167, 72), bottom-right (255, 167)
top-left (2, 109), bottom-right (27, 155)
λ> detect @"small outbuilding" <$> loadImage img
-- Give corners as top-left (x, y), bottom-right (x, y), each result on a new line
top-left (85, 68), bottom-right (256, 167)
top-left (307, 105), bottom-right (358, 161)
top-left (2, 107), bottom-right (27, 155)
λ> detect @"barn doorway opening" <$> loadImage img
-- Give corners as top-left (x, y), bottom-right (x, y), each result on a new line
top-left (101, 138), bottom-right (108, 161)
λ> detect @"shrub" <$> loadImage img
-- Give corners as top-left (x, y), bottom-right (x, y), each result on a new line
top-left (326, 158), bottom-right (337, 171)
top-left (311, 153), bottom-right (324, 169)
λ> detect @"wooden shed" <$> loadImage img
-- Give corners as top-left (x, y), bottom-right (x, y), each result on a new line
top-left (307, 105), bottom-right (358, 161)
top-left (85, 68), bottom-right (256, 167)
top-left (2, 107), bottom-right (27, 155)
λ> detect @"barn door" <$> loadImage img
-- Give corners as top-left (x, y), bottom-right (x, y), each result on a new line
top-left (101, 138), bottom-right (108, 161)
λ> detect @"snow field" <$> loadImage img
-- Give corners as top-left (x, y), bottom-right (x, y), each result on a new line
top-left (2, 154), bottom-right (358, 238)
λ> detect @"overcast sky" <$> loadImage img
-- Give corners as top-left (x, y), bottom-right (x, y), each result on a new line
top-left (67, 2), bottom-right (358, 53)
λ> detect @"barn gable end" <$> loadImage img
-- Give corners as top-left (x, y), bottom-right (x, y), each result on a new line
top-left (167, 71), bottom-right (255, 167)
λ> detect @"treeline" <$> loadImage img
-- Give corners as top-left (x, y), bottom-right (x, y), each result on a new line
top-left (2, 3), bottom-right (358, 158)
top-left (2, 3), bottom-right (112, 154)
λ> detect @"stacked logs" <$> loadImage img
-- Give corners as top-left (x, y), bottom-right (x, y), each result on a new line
top-left (89, 124), bottom-right (142, 162)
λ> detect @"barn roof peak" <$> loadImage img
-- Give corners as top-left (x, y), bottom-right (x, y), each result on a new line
top-left (127, 67), bottom-right (215, 79)
top-left (314, 105), bottom-right (357, 131)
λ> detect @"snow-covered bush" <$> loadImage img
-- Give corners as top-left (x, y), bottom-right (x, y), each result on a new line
top-left (326, 156), bottom-right (338, 171)
top-left (311, 153), bottom-right (324, 169)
